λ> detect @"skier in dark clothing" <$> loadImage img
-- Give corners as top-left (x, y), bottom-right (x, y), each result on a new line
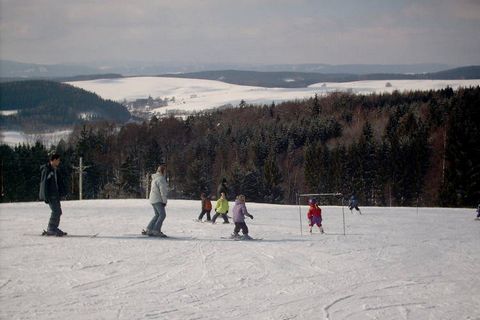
top-left (197, 193), bottom-right (212, 222)
top-left (476, 204), bottom-right (480, 220)
top-left (217, 178), bottom-right (229, 200)
top-left (39, 153), bottom-right (67, 236)
top-left (348, 194), bottom-right (362, 214)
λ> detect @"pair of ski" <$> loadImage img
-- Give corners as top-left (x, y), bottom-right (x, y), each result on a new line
top-left (220, 236), bottom-right (263, 241)
top-left (33, 230), bottom-right (261, 241)
top-left (193, 219), bottom-right (212, 223)
top-left (194, 219), bottom-right (230, 224)
top-left (141, 229), bottom-right (168, 238)
top-left (39, 230), bottom-right (99, 238)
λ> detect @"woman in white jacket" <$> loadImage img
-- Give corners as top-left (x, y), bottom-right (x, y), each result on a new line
top-left (145, 164), bottom-right (168, 237)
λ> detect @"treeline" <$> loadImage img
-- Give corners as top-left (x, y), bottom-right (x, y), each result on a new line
top-left (0, 80), bottom-right (130, 130)
top-left (161, 66), bottom-right (480, 88)
top-left (1, 87), bottom-right (479, 207)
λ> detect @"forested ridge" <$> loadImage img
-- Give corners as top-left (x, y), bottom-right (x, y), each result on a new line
top-left (1, 86), bottom-right (479, 207)
top-left (160, 66), bottom-right (480, 88)
top-left (0, 80), bottom-right (130, 130)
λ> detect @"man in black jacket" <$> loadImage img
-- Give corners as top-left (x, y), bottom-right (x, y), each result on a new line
top-left (39, 153), bottom-right (67, 236)
top-left (217, 178), bottom-right (229, 200)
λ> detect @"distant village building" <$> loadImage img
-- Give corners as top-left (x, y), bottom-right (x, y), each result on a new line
top-left (124, 96), bottom-right (168, 111)
top-left (121, 96), bottom-right (169, 120)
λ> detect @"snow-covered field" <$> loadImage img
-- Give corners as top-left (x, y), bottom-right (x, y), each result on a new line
top-left (67, 77), bottom-right (480, 115)
top-left (1, 199), bottom-right (479, 320)
top-left (0, 129), bottom-right (72, 147)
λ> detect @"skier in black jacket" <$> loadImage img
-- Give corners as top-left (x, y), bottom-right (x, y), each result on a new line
top-left (39, 153), bottom-right (67, 236)
top-left (217, 178), bottom-right (229, 200)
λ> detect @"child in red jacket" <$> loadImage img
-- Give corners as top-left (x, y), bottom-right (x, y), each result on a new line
top-left (307, 198), bottom-right (324, 234)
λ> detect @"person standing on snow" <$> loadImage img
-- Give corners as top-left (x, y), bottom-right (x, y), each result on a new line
top-left (348, 194), bottom-right (362, 214)
top-left (476, 204), bottom-right (480, 220)
top-left (217, 178), bottom-right (229, 200)
top-left (145, 163), bottom-right (168, 237)
top-left (307, 198), bottom-right (323, 234)
top-left (39, 153), bottom-right (68, 236)
top-left (212, 192), bottom-right (229, 224)
top-left (231, 194), bottom-right (254, 239)
top-left (197, 192), bottom-right (212, 222)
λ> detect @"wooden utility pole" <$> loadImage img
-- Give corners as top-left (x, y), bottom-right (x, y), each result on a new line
top-left (73, 157), bottom-right (91, 200)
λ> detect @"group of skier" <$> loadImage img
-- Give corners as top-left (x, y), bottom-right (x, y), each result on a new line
top-left (38, 154), bottom-right (363, 238)
top-left (304, 194), bottom-right (361, 234)
top-left (38, 155), bottom-right (255, 239)
top-left (194, 178), bottom-right (254, 240)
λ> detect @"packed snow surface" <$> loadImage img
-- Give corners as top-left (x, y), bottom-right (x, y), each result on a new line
top-left (1, 199), bottom-right (479, 319)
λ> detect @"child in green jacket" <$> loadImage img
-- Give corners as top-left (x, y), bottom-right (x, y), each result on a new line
top-left (212, 192), bottom-right (230, 224)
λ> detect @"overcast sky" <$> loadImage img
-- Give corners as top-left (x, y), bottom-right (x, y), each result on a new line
top-left (1, 0), bottom-right (479, 66)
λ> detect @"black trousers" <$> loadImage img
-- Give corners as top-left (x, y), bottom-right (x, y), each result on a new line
top-left (198, 209), bottom-right (211, 221)
top-left (47, 199), bottom-right (63, 230)
top-left (212, 212), bottom-right (229, 223)
top-left (234, 222), bottom-right (249, 235)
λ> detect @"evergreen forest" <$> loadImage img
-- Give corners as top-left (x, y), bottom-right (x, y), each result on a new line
top-left (1, 87), bottom-right (479, 207)
top-left (0, 80), bottom-right (130, 131)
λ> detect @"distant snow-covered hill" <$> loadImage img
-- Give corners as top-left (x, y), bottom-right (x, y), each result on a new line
top-left (68, 76), bottom-right (480, 115)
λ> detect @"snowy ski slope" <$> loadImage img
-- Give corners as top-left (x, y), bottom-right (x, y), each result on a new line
top-left (0, 199), bottom-right (479, 319)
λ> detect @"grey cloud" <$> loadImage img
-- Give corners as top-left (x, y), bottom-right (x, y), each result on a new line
top-left (0, 0), bottom-right (479, 65)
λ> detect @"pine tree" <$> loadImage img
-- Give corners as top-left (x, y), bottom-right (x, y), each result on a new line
top-left (357, 121), bottom-right (377, 205)
top-left (118, 155), bottom-right (141, 197)
top-left (304, 140), bottom-right (321, 193)
top-left (311, 93), bottom-right (320, 116)
top-left (0, 145), bottom-right (16, 202)
top-left (440, 88), bottom-right (480, 206)
top-left (144, 139), bottom-right (163, 174)
top-left (183, 159), bottom-right (212, 198)
top-left (263, 151), bottom-right (283, 203)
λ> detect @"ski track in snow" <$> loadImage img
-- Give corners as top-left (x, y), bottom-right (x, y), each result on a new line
top-left (0, 199), bottom-right (479, 319)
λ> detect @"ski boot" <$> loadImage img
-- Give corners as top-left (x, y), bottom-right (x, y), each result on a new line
top-left (148, 230), bottom-right (168, 238)
top-left (43, 228), bottom-right (67, 237)
top-left (56, 228), bottom-right (67, 236)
